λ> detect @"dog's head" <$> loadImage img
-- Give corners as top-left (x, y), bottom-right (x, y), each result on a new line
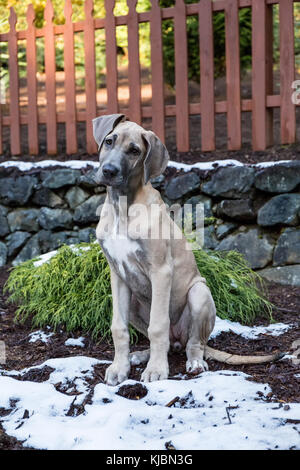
top-left (93, 114), bottom-right (169, 188)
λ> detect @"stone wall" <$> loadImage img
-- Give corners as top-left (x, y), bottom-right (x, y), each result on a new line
top-left (0, 161), bottom-right (299, 285)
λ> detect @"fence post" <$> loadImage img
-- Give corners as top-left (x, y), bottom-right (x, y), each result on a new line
top-left (84, 0), bottom-right (97, 154)
top-left (280, 0), bottom-right (295, 145)
top-left (252, 0), bottom-right (274, 150)
top-left (64, 0), bottom-right (77, 154)
top-left (174, 0), bottom-right (189, 152)
top-left (44, 0), bottom-right (57, 154)
top-left (26, 4), bottom-right (39, 155)
top-left (8, 7), bottom-right (21, 155)
top-left (225, 0), bottom-right (241, 150)
top-left (105, 0), bottom-right (118, 115)
top-left (150, 0), bottom-right (165, 143)
top-left (127, 0), bottom-right (142, 124)
top-left (199, 0), bottom-right (215, 152)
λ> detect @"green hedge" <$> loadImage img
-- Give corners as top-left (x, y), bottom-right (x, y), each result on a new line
top-left (5, 243), bottom-right (272, 342)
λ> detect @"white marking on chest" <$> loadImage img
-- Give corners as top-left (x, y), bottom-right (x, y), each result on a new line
top-left (103, 235), bottom-right (140, 278)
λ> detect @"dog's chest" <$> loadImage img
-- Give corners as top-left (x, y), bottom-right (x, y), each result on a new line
top-left (102, 235), bottom-right (139, 275)
top-left (100, 232), bottom-right (149, 292)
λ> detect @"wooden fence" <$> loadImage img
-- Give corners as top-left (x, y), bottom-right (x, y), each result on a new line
top-left (0, 0), bottom-right (298, 156)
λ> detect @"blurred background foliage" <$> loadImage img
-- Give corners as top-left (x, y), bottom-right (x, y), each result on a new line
top-left (0, 0), bottom-right (300, 92)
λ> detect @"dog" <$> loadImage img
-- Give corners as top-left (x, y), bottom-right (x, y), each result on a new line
top-left (93, 114), bottom-right (280, 385)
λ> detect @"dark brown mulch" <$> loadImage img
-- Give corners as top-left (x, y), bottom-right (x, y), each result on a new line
top-left (0, 264), bottom-right (299, 449)
top-left (116, 383), bottom-right (148, 400)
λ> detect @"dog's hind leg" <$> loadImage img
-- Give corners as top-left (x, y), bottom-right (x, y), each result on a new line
top-left (185, 282), bottom-right (216, 374)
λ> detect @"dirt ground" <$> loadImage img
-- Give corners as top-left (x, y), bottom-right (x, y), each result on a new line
top-left (0, 264), bottom-right (299, 450)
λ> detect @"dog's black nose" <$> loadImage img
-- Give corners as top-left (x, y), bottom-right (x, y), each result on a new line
top-left (102, 164), bottom-right (119, 179)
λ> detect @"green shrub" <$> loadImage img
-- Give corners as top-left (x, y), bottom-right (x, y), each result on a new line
top-left (5, 242), bottom-right (272, 342)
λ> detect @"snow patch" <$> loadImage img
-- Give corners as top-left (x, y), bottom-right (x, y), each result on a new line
top-left (0, 357), bottom-right (299, 450)
top-left (0, 159), bottom-right (295, 174)
top-left (65, 337), bottom-right (85, 348)
top-left (167, 159), bottom-right (244, 172)
top-left (33, 249), bottom-right (59, 267)
top-left (211, 317), bottom-right (292, 340)
top-left (33, 244), bottom-right (92, 267)
top-left (0, 160), bottom-right (99, 172)
top-left (28, 330), bottom-right (54, 344)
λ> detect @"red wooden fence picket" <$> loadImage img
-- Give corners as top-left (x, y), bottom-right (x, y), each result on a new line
top-left (0, 0), bottom-right (299, 156)
top-left (26, 4), bottom-right (39, 155)
top-left (44, 0), bottom-right (57, 155)
top-left (84, 0), bottom-right (97, 154)
top-left (8, 7), bottom-right (21, 156)
top-left (279, 0), bottom-right (296, 145)
top-left (64, 0), bottom-right (77, 154)
top-left (104, 0), bottom-right (118, 116)
top-left (199, 0), bottom-right (215, 152)
top-left (150, 0), bottom-right (165, 143)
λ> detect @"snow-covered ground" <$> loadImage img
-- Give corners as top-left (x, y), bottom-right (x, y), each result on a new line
top-left (0, 355), bottom-right (299, 450)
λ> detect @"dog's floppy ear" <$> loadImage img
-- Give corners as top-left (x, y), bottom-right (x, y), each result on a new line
top-left (92, 114), bottom-right (126, 151)
top-left (143, 131), bottom-right (169, 184)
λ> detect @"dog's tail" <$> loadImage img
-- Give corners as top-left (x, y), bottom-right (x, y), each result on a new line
top-left (204, 345), bottom-right (284, 365)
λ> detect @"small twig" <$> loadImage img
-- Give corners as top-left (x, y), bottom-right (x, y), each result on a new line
top-left (165, 396), bottom-right (180, 408)
top-left (273, 306), bottom-right (299, 314)
top-left (226, 405), bottom-right (239, 424)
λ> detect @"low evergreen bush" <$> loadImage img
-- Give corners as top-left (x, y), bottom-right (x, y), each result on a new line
top-left (5, 243), bottom-right (272, 341)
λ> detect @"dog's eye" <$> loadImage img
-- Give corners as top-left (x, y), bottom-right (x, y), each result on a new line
top-left (105, 138), bottom-right (113, 146)
top-left (131, 147), bottom-right (140, 155)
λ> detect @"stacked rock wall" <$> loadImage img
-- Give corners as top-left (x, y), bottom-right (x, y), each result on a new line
top-left (0, 161), bottom-right (299, 285)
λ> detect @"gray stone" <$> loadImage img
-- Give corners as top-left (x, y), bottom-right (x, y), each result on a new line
top-left (32, 188), bottom-right (64, 208)
top-left (79, 170), bottom-right (104, 190)
top-left (165, 172), bottom-right (200, 200)
top-left (258, 265), bottom-right (300, 287)
top-left (6, 231), bottom-right (31, 257)
top-left (257, 194), bottom-right (300, 227)
top-left (273, 228), bottom-right (300, 266)
top-left (13, 235), bottom-right (40, 266)
top-left (0, 176), bottom-right (38, 206)
top-left (38, 230), bottom-right (68, 253)
top-left (65, 237), bottom-right (80, 246)
top-left (73, 195), bottom-right (106, 224)
top-left (38, 208), bottom-right (73, 230)
top-left (78, 228), bottom-right (96, 243)
top-left (0, 205), bottom-right (8, 216)
top-left (41, 169), bottom-right (80, 189)
top-left (7, 209), bottom-right (40, 232)
top-left (0, 241), bottom-right (7, 266)
top-left (0, 215), bottom-right (9, 238)
top-left (65, 186), bottom-right (90, 209)
top-left (204, 225), bottom-right (218, 250)
top-left (217, 199), bottom-right (256, 221)
top-left (185, 195), bottom-right (213, 220)
top-left (216, 222), bottom-right (238, 240)
top-left (202, 166), bottom-right (255, 198)
top-left (255, 162), bottom-right (300, 193)
top-left (216, 228), bottom-right (274, 269)
top-left (151, 175), bottom-right (165, 189)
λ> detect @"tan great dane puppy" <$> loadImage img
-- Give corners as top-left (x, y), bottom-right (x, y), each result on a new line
top-left (93, 114), bottom-right (280, 386)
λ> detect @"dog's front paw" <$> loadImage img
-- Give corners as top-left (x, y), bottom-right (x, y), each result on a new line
top-left (105, 362), bottom-right (130, 386)
top-left (141, 362), bottom-right (169, 382)
top-left (186, 359), bottom-right (208, 375)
